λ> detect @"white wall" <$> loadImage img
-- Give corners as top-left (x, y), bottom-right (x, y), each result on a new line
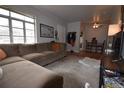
top-left (67, 21), bottom-right (80, 52)
top-left (84, 25), bottom-right (108, 43)
top-left (83, 25), bottom-right (108, 49)
top-left (67, 22), bottom-right (109, 52)
top-left (57, 24), bottom-right (66, 43)
top-left (4, 5), bottom-right (66, 43)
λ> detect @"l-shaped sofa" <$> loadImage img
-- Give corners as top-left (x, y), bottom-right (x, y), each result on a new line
top-left (0, 42), bottom-right (66, 88)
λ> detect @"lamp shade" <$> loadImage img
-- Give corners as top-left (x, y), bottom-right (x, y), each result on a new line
top-left (108, 24), bottom-right (121, 36)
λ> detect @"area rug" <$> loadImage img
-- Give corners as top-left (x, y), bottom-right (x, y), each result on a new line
top-left (78, 57), bottom-right (101, 69)
top-left (45, 55), bottom-right (101, 88)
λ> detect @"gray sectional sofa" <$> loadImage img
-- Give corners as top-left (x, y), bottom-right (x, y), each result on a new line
top-left (0, 42), bottom-right (66, 88)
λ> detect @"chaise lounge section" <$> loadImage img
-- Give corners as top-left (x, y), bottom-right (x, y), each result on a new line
top-left (0, 42), bottom-right (66, 88)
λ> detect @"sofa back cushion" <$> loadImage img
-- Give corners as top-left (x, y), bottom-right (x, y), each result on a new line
top-left (36, 43), bottom-right (51, 52)
top-left (0, 44), bottom-right (20, 57)
top-left (19, 44), bottom-right (36, 56)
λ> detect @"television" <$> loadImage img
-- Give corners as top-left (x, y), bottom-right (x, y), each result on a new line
top-left (112, 31), bottom-right (124, 61)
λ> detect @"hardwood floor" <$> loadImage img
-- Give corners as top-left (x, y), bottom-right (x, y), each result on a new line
top-left (67, 51), bottom-right (104, 60)
top-left (101, 55), bottom-right (118, 71)
top-left (68, 51), bottom-right (118, 70)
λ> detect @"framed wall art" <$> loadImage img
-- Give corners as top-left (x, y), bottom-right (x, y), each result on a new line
top-left (40, 24), bottom-right (54, 38)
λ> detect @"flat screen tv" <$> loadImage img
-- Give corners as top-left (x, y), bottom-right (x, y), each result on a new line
top-left (112, 31), bottom-right (124, 61)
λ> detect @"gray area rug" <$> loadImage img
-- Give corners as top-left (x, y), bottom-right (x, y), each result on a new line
top-left (45, 55), bottom-right (100, 88)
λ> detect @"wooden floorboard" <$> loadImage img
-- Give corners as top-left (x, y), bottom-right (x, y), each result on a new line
top-left (67, 51), bottom-right (104, 60)
top-left (67, 51), bottom-right (120, 71)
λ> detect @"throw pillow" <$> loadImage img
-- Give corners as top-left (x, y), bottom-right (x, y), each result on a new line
top-left (51, 43), bottom-right (60, 52)
top-left (0, 67), bottom-right (3, 79)
top-left (0, 48), bottom-right (7, 61)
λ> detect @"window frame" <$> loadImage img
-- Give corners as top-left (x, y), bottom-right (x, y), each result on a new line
top-left (0, 7), bottom-right (36, 44)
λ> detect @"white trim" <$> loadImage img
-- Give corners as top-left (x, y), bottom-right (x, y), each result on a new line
top-left (9, 12), bottom-right (13, 43)
top-left (23, 20), bottom-right (26, 43)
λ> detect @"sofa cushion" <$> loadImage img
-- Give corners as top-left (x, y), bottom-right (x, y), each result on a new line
top-left (22, 53), bottom-right (49, 66)
top-left (0, 61), bottom-right (63, 88)
top-left (42, 51), bottom-right (55, 55)
top-left (0, 56), bottom-right (26, 66)
top-left (19, 44), bottom-right (36, 56)
top-left (22, 51), bottom-right (57, 66)
top-left (36, 43), bottom-right (51, 52)
top-left (40, 51), bottom-right (60, 58)
top-left (41, 51), bottom-right (59, 59)
top-left (0, 44), bottom-right (19, 57)
top-left (22, 53), bottom-right (45, 60)
top-left (0, 48), bottom-right (7, 61)
top-left (35, 51), bottom-right (66, 66)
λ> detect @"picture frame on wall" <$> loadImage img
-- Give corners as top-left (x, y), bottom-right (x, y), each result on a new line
top-left (40, 24), bottom-right (54, 38)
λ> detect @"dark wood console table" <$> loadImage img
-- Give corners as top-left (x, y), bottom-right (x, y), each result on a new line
top-left (86, 41), bottom-right (104, 53)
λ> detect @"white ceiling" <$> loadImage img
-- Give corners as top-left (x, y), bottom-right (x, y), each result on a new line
top-left (32, 5), bottom-right (121, 24)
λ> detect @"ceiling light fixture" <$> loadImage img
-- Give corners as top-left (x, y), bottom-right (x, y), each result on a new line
top-left (92, 16), bottom-right (100, 29)
top-left (93, 23), bottom-right (99, 29)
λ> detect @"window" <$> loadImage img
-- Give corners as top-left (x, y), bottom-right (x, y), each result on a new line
top-left (25, 23), bottom-right (35, 43)
top-left (0, 17), bottom-right (10, 43)
top-left (12, 20), bottom-right (24, 43)
top-left (0, 8), bottom-right (9, 16)
top-left (0, 17), bottom-right (9, 26)
top-left (0, 8), bottom-right (35, 44)
top-left (11, 12), bottom-right (25, 20)
top-left (25, 16), bottom-right (34, 22)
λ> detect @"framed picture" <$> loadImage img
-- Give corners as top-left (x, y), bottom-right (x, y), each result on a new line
top-left (40, 24), bottom-right (54, 38)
